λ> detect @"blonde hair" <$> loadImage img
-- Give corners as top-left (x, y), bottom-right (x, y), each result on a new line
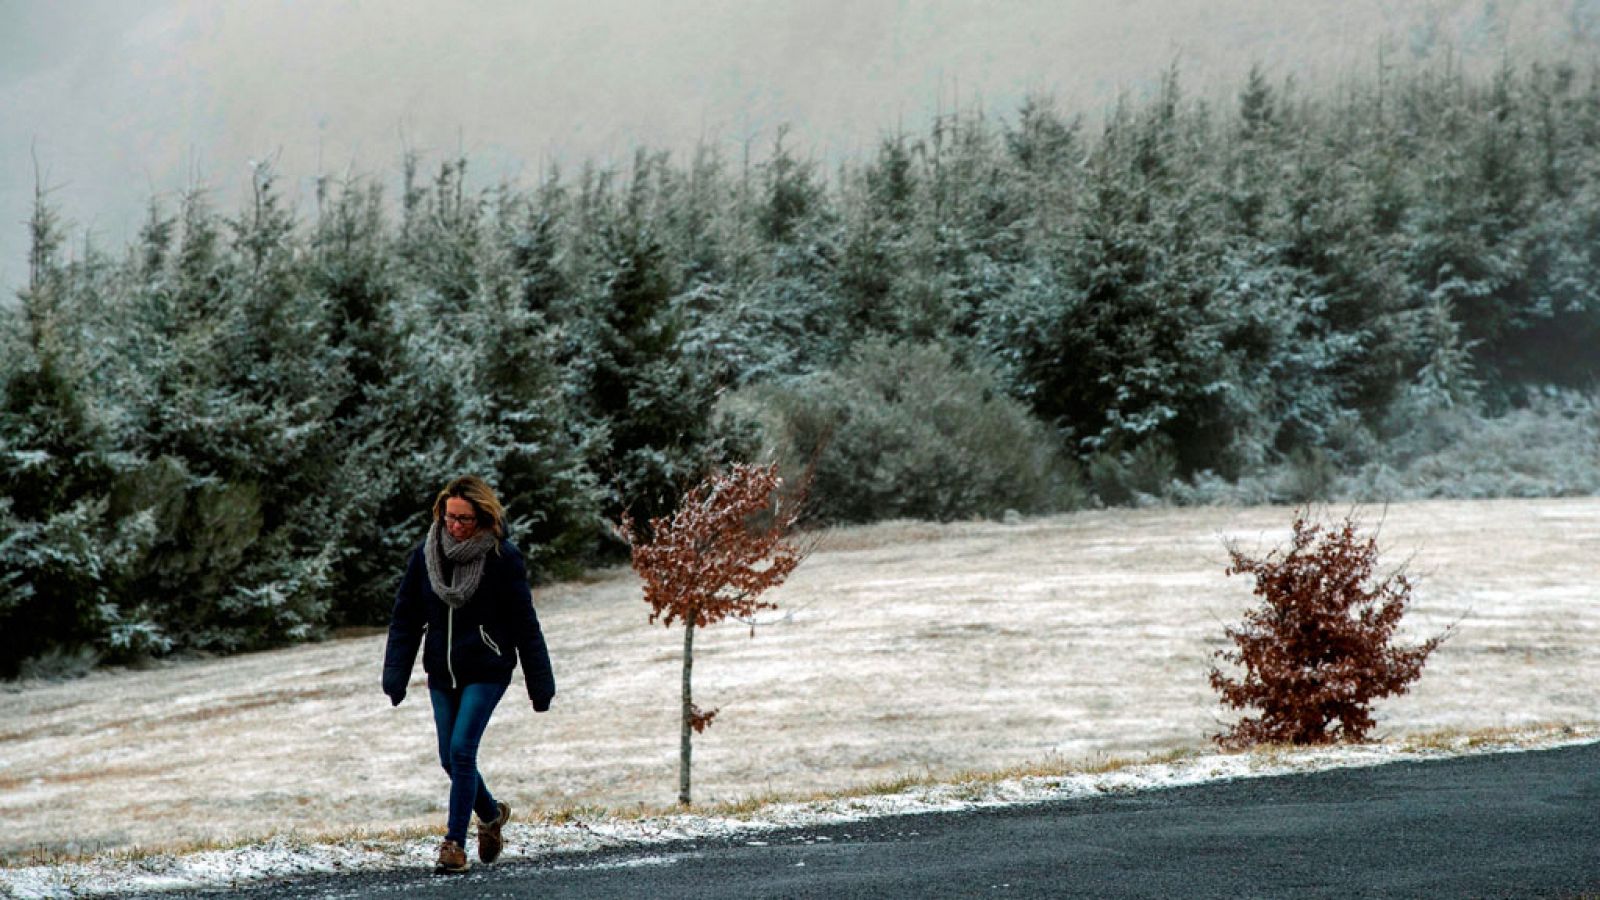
top-left (432, 475), bottom-right (508, 540)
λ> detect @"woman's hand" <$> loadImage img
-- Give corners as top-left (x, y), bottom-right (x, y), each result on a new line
top-left (382, 667), bottom-right (409, 706)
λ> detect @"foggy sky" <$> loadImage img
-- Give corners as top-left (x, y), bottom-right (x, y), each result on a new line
top-left (3, 0), bottom-right (1595, 295)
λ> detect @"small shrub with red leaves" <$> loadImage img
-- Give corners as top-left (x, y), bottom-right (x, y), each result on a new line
top-left (1210, 510), bottom-right (1451, 750)
top-left (617, 461), bottom-right (809, 804)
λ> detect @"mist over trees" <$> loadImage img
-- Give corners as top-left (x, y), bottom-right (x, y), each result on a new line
top-left (3, 58), bottom-right (1599, 677)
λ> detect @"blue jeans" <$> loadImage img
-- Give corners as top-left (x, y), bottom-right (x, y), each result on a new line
top-left (430, 682), bottom-right (507, 844)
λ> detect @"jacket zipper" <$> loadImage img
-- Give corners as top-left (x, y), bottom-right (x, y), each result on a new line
top-left (480, 625), bottom-right (502, 657)
top-left (447, 608), bottom-right (458, 688)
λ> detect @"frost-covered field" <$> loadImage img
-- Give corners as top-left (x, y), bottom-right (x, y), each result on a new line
top-left (1, 498), bottom-right (1597, 894)
top-left (4, 727), bottom-right (1595, 899)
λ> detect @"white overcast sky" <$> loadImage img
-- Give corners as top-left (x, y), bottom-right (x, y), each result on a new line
top-left (2, 0), bottom-right (1594, 294)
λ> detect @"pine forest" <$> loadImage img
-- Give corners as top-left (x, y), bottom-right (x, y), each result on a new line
top-left (3, 59), bottom-right (1599, 678)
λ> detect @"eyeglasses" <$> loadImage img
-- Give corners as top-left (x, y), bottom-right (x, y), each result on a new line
top-left (443, 514), bottom-right (480, 527)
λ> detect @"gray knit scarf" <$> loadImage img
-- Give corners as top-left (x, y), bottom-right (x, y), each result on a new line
top-left (424, 520), bottom-right (497, 609)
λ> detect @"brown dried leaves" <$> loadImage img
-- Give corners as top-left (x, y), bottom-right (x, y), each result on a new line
top-left (1211, 510), bottom-right (1450, 749)
top-left (617, 462), bottom-right (806, 631)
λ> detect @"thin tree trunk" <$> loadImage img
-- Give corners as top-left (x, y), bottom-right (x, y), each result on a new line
top-left (678, 617), bottom-right (695, 806)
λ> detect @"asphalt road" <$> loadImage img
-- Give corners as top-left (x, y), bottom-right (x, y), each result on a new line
top-left (153, 742), bottom-right (1599, 899)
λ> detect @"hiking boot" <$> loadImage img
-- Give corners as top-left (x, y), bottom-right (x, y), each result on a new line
top-left (435, 838), bottom-right (469, 874)
top-left (478, 801), bottom-right (512, 864)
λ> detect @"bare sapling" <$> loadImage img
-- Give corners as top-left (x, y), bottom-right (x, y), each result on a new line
top-left (616, 462), bottom-right (809, 806)
top-left (1210, 508), bottom-right (1451, 749)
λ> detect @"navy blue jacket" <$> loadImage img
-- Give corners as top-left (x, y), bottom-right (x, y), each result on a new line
top-left (382, 538), bottom-right (555, 711)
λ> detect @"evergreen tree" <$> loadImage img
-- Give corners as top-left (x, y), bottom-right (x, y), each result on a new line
top-left (466, 191), bottom-right (606, 579)
top-left (0, 189), bottom-right (160, 674)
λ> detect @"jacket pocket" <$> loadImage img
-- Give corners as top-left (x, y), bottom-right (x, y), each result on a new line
top-left (479, 625), bottom-right (503, 657)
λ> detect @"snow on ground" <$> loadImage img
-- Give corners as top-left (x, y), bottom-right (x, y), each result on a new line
top-left (2, 727), bottom-right (1596, 898)
top-left (1, 497), bottom-right (1597, 895)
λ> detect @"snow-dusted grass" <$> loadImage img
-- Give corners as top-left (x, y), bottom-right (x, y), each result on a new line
top-left (1, 497), bottom-right (1597, 895)
top-left (2, 724), bottom-right (1595, 898)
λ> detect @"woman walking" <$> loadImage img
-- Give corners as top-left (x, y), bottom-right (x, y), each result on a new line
top-left (383, 475), bottom-right (555, 874)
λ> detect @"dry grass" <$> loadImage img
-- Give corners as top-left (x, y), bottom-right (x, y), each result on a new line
top-left (809, 519), bottom-right (969, 553)
top-left (3, 721), bottom-right (1588, 871)
top-left (1, 497), bottom-right (1596, 865)
top-left (1394, 723), bottom-right (1590, 753)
